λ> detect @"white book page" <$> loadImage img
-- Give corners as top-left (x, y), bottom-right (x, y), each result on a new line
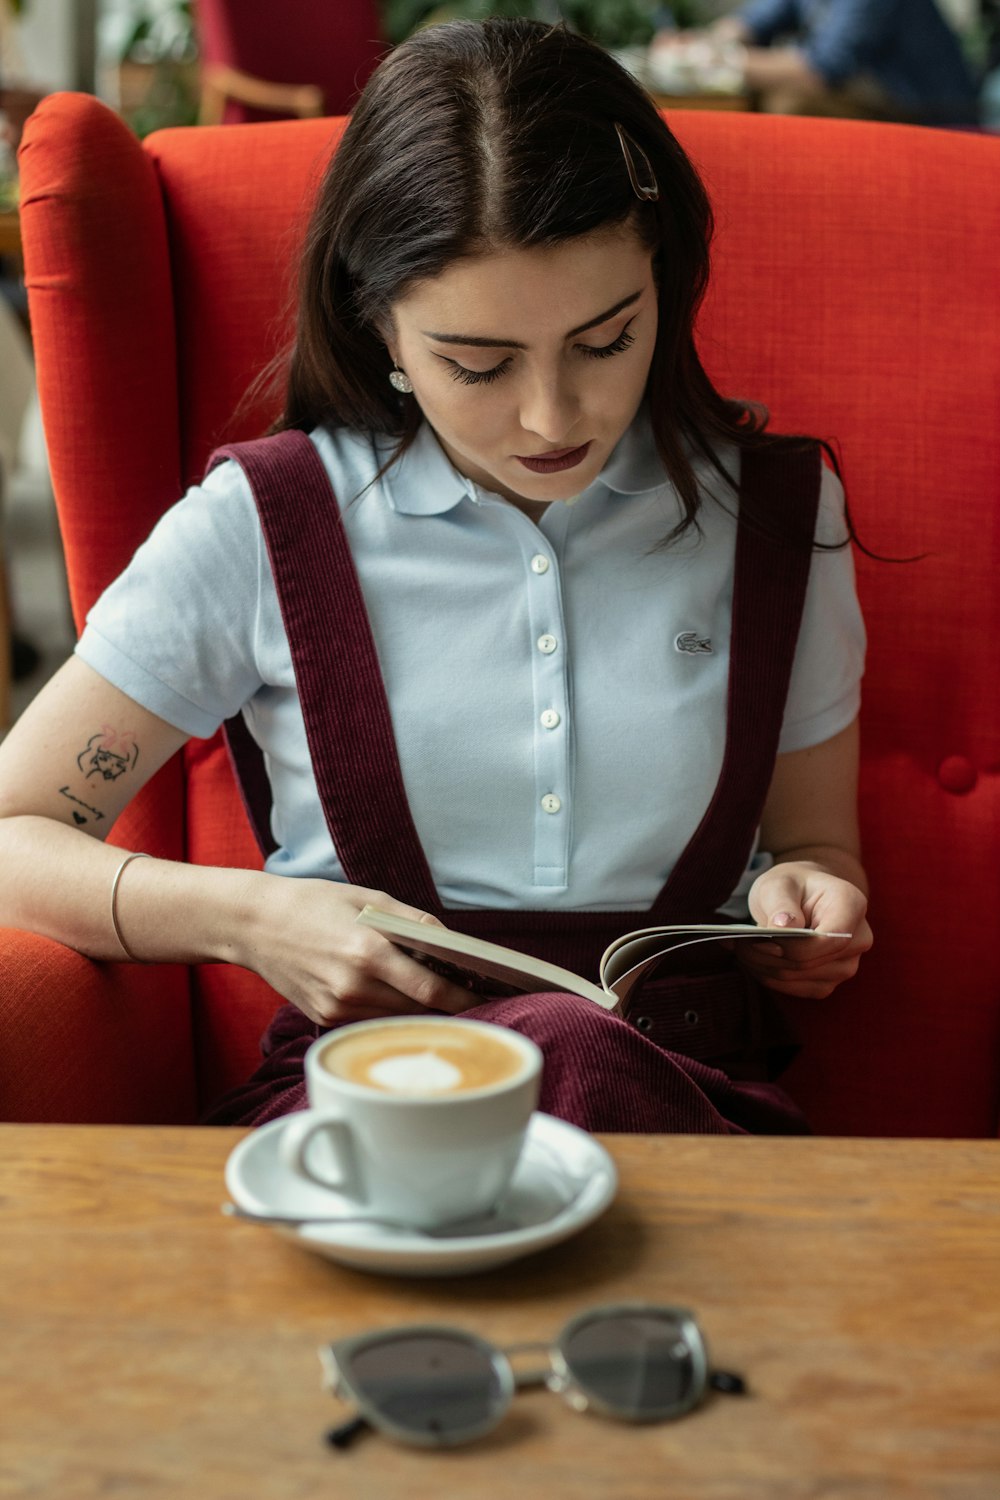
top-left (600, 927), bottom-right (847, 1000)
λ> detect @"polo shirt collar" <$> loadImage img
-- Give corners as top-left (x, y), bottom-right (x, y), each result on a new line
top-left (379, 422), bottom-right (478, 516)
top-left (380, 409), bottom-right (671, 516)
top-left (598, 408), bottom-right (670, 496)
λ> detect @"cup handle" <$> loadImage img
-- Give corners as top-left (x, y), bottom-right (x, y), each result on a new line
top-left (278, 1111), bottom-right (362, 1199)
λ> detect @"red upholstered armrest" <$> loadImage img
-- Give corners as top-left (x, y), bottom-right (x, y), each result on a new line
top-left (0, 929), bottom-right (196, 1123)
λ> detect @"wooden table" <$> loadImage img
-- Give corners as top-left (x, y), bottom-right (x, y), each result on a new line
top-left (2, 1128), bottom-right (999, 1498)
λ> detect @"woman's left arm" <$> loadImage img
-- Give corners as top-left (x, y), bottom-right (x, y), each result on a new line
top-left (741, 718), bottom-right (872, 999)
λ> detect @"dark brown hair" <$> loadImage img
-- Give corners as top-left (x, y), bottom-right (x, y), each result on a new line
top-left (273, 17), bottom-right (825, 542)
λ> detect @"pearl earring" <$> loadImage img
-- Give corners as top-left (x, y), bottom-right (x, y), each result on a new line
top-left (389, 366), bottom-right (414, 395)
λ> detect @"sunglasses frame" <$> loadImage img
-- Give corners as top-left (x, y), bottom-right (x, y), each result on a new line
top-left (320, 1302), bottom-right (712, 1449)
top-left (321, 1324), bottom-right (517, 1448)
top-left (545, 1302), bottom-right (709, 1423)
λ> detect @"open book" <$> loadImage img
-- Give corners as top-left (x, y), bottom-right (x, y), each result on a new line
top-left (356, 906), bottom-right (850, 1014)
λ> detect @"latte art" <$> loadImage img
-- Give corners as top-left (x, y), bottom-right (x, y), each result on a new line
top-left (368, 1049), bottom-right (464, 1094)
top-left (320, 1021), bottom-right (525, 1096)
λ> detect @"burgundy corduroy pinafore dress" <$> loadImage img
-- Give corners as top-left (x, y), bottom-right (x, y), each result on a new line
top-left (204, 430), bottom-right (823, 1135)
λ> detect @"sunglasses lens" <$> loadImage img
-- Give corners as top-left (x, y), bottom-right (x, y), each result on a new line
top-left (347, 1333), bottom-right (506, 1445)
top-left (561, 1310), bottom-right (698, 1419)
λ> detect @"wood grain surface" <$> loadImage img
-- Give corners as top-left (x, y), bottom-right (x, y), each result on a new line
top-left (1, 1127), bottom-right (998, 1499)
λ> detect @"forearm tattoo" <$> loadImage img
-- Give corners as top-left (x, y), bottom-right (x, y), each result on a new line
top-left (57, 725), bottom-right (140, 827)
top-left (58, 788), bottom-right (105, 826)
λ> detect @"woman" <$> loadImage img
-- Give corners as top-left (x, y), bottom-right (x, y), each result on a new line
top-left (0, 19), bottom-right (870, 1133)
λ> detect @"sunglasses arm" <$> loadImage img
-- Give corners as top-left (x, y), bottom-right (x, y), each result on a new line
top-left (325, 1414), bottom-right (371, 1450)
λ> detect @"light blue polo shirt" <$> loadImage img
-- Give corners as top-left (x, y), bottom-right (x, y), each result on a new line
top-left (77, 415), bottom-right (865, 914)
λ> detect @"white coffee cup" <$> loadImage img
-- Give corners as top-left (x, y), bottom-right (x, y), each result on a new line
top-left (278, 1017), bottom-right (542, 1230)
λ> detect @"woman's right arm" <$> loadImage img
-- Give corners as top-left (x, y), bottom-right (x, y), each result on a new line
top-left (0, 657), bottom-right (472, 1022)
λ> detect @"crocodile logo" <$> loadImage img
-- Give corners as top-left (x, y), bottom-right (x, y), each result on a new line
top-left (674, 632), bottom-right (713, 655)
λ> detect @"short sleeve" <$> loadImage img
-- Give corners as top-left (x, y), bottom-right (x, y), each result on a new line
top-left (75, 459), bottom-right (265, 739)
top-left (777, 462), bottom-right (866, 754)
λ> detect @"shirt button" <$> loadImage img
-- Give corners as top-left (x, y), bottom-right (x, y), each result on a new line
top-left (530, 554), bottom-right (550, 575)
top-left (540, 709), bottom-right (561, 730)
top-left (540, 793), bottom-right (562, 814)
top-left (537, 634), bottom-right (558, 655)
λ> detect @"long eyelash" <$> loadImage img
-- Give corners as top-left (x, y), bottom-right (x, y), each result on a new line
top-left (580, 329), bottom-right (636, 360)
top-left (444, 322), bottom-right (636, 385)
top-left (447, 359), bottom-right (513, 386)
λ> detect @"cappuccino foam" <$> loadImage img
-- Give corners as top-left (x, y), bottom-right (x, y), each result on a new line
top-left (320, 1021), bottom-right (524, 1096)
top-left (369, 1049), bottom-right (463, 1094)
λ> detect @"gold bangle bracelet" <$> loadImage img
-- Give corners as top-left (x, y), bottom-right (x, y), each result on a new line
top-left (110, 851), bottom-right (152, 963)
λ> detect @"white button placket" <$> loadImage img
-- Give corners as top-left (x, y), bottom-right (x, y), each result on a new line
top-left (522, 535), bottom-right (569, 888)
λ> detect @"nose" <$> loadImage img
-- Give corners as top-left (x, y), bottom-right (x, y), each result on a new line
top-left (518, 370), bottom-right (582, 447)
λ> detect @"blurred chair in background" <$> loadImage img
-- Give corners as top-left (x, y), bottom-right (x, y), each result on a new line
top-left (194, 0), bottom-right (386, 124)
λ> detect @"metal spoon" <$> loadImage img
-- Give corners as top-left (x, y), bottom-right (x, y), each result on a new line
top-left (221, 1201), bottom-right (522, 1238)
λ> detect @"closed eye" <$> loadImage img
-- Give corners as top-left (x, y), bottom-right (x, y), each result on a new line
top-left (443, 357), bottom-right (513, 387)
top-left (441, 315), bottom-right (638, 386)
top-left (577, 318), bottom-right (637, 360)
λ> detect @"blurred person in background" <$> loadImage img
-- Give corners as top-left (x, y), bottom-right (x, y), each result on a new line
top-left (654, 0), bottom-right (979, 124)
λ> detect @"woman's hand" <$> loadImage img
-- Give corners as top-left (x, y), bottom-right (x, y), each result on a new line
top-left (739, 861), bottom-right (872, 1000)
top-left (236, 877), bottom-right (478, 1027)
top-left (745, 721), bottom-right (872, 999)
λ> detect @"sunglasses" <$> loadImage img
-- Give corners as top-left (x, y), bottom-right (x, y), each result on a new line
top-left (320, 1303), bottom-right (746, 1449)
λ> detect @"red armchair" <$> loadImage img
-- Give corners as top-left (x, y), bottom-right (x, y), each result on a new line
top-left (193, 0), bottom-right (385, 124)
top-left (6, 94), bottom-right (1000, 1133)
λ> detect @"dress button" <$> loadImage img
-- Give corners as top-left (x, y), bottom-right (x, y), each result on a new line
top-left (634, 1016), bottom-right (653, 1034)
top-left (537, 634), bottom-right (558, 655)
top-left (540, 793), bottom-right (562, 814)
top-left (540, 709), bottom-right (561, 730)
top-left (937, 756), bottom-right (977, 795)
top-left (530, 554), bottom-right (550, 574)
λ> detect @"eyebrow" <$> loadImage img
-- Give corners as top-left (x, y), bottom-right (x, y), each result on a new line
top-left (421, 290), bottom-right (643, 349)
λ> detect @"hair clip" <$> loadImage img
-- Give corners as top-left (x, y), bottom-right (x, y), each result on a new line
top-left (614, 122), bottom-right (659, 202)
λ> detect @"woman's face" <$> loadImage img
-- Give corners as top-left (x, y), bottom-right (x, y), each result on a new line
top-left (387, 223), bottom-right (658, 510)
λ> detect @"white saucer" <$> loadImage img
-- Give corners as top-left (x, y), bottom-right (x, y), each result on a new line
top-left (224, 1112), bottom-right (617, 1277)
